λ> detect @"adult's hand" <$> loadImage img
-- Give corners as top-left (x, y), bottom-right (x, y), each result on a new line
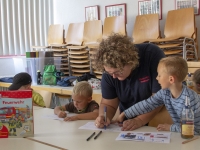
top-left (95, 116), bottom-right (111, 128)
top-left (121, 118), bottom-right (143, 131)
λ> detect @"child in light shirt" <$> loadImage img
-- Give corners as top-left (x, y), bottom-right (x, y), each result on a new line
top-left (117, 57), bottom-right (200, 134)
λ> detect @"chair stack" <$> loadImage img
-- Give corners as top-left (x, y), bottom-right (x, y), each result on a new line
top-left (31, 24), bottom-right (68, 75)
top-left (149, 8), bottom-right (198, 61)
top-left (67, 20), bottom-right (102, 77)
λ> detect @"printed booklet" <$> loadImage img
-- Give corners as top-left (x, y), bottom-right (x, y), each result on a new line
top-left (0, 91), bottom-right (34, 138)
top-left (116, 132), bottom-right (171, 143)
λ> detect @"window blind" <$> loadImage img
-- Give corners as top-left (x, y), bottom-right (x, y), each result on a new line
top-left (0, 0), bottom-right (53, 55)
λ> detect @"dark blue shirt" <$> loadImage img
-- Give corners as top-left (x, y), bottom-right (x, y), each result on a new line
top-left (101, 43), bottom-right (165, 112)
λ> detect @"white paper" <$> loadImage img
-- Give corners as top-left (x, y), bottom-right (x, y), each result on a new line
top-left (116, 132), bottom-right (171, 143)
top-left (42, 112), bottom-right (76, 121)
top-left (79, 122), bottom-right (121, 132)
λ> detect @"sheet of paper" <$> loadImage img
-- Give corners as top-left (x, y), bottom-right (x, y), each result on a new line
top-left (116, 132), bottom-right (171, 143)
top-left (42, 112), bottom-right (76, 121)
top-left (79, 122), bottom-right (122, 132)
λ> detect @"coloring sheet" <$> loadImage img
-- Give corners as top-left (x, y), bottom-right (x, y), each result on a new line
top-left (116, 132), bottom-right (171, 143)
top-left (42, 112), bottom-right (75, 121)
top-left (79, 122), bottom-right (121, 132)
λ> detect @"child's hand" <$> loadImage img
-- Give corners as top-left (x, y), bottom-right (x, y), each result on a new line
top-left (116, 112), bottom-right (125, 124)
top-left (157, 124), bottom-right (171, 131)
top-left (64, 116), bottom-right (78, 121)
top-left (57, 111), bottom-right (67, 118)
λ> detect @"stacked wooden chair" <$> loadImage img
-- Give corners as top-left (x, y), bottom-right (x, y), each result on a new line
top-left (48, 23), bottom-right (84, 77)
top-left (149, 8), bottom-right (198, 61)
top-left (31, 24), bottom-right (65, 51)
top-left (67, 20), bottom-right (102, 77)
top-left (132, 13), bottom-right (160, 44)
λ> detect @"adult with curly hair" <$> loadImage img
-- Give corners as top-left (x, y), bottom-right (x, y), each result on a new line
top-left (94, 33), bottom-right (165, 131)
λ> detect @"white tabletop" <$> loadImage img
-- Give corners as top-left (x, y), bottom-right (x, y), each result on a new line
top-left (32, 107), bottom-right (200, 150)
top-left (0, 138), bottom-right (59, 150)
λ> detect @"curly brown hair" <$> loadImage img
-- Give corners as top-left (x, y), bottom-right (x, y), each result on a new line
top-left (94, 33), bottom-right (139, 71)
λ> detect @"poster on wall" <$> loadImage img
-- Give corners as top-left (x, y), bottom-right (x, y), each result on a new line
top-left (85, 5), bottom-right (100, 21)
top-left (105, 3), bottom-right (127, 23)
top-left (138, 0), bottom-right (162, 19)
top-left (175, 0), bottom-right (199, 15)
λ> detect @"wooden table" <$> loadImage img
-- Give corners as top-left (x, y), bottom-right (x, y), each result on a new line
top-left (31, 108), bottom-right (200, 150)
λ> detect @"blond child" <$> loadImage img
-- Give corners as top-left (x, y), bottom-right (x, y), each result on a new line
top-left (8, 72), bottom-right (46, 107)
top-left (54, 81), bottom-right (99, 121)
top-left (117, 57), bottom-right (200, 134)
top-left (193, 69), bottom-right (200, 93)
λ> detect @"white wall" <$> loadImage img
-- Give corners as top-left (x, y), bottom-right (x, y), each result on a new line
top-left (53, 0), bottom-right (200, 56)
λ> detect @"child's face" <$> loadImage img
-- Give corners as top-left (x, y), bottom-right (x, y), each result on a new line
top-left (72, 94), bottom-right (92, 111)
top-left (156, 64), bottom-right (171, 89)
top-left (18, 84), bottom-right (31, 90)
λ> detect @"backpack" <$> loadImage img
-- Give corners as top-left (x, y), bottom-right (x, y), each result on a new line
top-left (42, 65), bottom-right (57, 85)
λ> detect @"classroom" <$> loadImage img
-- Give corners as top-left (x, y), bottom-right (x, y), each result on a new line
top-left (0, 0), bottom-right (200, 149)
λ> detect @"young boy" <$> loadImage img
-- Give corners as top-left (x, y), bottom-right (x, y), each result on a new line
top-left (193, 69), bottom-right (200, 94)
top-left (54, 81), bottom-right (99, 121)
top-left (117, 57), bottom-right (200, 134)
top-left (8, 72), bottom-right (46, 107)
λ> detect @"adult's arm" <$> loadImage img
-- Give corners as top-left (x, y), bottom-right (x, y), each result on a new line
top-left (95, 97), bottom-right (119, 128)
top-left (121, 106), bottom-right (163, 131)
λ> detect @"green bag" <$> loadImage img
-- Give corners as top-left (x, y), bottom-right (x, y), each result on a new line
top-left (42, 65), bottom-right (57, 85)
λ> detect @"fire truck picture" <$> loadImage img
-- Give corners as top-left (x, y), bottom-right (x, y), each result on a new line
top-left (0, 107), bottom-right (31, 123)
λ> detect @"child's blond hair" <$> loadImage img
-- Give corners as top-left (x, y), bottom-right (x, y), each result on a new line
top-left (72, 81), bottom-right (93, 97)
top-left (159, 56), bottom-right (188, 82)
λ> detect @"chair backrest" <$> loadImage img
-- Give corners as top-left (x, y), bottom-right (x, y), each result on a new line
top-left (83, 20), bottom-right (102, 45)
top-left (34, 90), bottom-right (52, 108)
top-left (148, 106), bottom-right (173, 127)
top-left (164, 8), bottom-right (195, 38)
top-left (132, 14), bottom-right (160, 44)
top-left (65, 22), bottom-right (84, 45)
top-left (47, 24), bottom-right (64, 45)
top-left (103, 16), bottom-right (126, 39)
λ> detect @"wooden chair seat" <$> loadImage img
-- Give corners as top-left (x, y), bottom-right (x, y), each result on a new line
top-left (164, 50), bottom-right (183, 55)
top-left (54, 53), bottom-right (68, 57)
top-left (72, 69), bottom-right (90, 73)
top-left (52, 48), bottom-right (68, 51)
top-left (67, 46), bottom-right (86, 49)
top-left (68, 50), bottom-right (88, 54)
top-left (69, 55), bottom-right (88, 59)
top-left (70, 60), bottom-right (89, 63)
top-left (158, 43), bottom-right (182, 49)
top-left (70, 64), bottom-right (90, 68)
top-left (96, 75), bottom-right (102, 79)
top-left (94, 70), bottom-right (103, 74)
top-left (63, 71), bottom-right (69, 74)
